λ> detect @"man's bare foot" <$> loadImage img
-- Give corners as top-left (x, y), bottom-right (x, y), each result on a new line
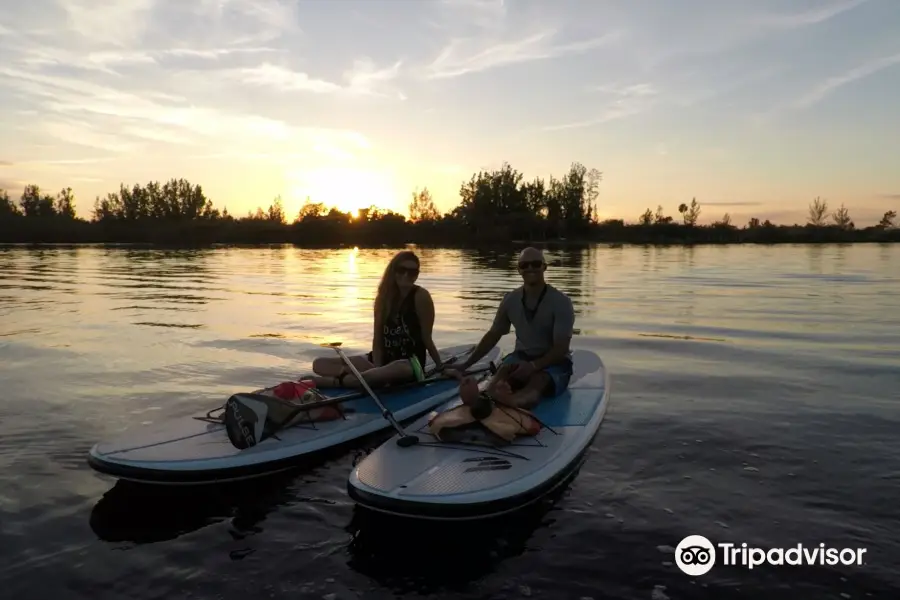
top-left (492, 380), bottom-right (514, 403)
top-left (459, 376), bottom-right (480, 406)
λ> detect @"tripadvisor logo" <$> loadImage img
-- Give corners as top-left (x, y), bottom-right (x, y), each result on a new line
top-left (676, 535), bottom-right (716, 576)
top-left (674, 535), bottom-right (867, 576)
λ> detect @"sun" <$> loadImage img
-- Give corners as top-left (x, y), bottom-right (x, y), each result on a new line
top-left (290, 167), bottom-right (401, 216)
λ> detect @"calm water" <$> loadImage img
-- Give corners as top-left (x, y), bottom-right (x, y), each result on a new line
top-left (1, 243), bottom-right (898, 600)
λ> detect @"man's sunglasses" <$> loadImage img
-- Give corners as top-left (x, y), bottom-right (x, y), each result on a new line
top-left (395, 265), bottom-right (419, 277)
top-left (518, 260), bottom-right (544, 270)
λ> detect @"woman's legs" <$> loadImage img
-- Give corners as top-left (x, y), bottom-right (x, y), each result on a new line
top-left (311, 354), bottom-right (375, 377)
top-left (311, 359), bottom-right (414, 389)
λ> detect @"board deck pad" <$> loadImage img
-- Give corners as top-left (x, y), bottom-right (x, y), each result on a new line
top-left (346, 348), bottom-right (610, 520)
top-left (88, 343), bottom-right (499, 484)
top-left (529, 391), bottom-right (604, 427)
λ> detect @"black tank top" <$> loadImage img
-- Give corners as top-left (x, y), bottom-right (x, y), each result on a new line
top-left (380, 286), bottom-right (427, 366)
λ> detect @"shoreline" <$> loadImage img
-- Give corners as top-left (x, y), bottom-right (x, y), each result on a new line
top-left (2, 238), bottom-right (897, 250)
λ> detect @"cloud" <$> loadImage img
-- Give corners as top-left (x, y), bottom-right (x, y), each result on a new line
top-left (0, 161), bottom-right (12, 167)
top-left (223, 63), bottom-right (345, 94)
top-left (791, 52), bottom-right (900, 109)
top-left (16, 157), bottom-right (118, 166)
top-left (343, 58), bottom-right (406, 99)
top-left (0, 178), bottom-right (26, 192)
top-left (879, 193), bottom-right (900, 200)
top-left (423, 23), bottom-right (623, 80)
top-left (626, 1), bottom-right (871, 71)
top-left (702, 201), bottom-right (764, 207)
top-left (0, 63), bottom-right (371, 162)
top-left (543, 82), bottom-right (659, 131)
top-left (0, 0), bottom-right (399, 171)
top-left (590, 82), bottom-right (657, 96)
top-left (57, 0), bottom-right (157, 48)
top-left (752, 0), bottom-right (870, 30)
top-left (226, 57), bottom-right (405, 99)
top-left (438, 0), bottom-right (508, 30)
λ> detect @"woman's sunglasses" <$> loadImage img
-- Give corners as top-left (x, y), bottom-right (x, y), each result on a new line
top-left (395, 265), bottom-right (419, 277)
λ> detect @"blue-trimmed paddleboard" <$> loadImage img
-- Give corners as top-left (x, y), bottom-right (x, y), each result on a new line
top-left (88, 344), bottom-right (498, 485)
top-left (346, 349), bottom-right (610, 519)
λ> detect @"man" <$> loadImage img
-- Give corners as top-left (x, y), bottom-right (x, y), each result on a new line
top-left (446, 247), bottom-right (575, 409)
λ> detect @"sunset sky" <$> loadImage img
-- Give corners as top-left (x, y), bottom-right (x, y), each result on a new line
top-left (1, 0), bottom-right (898, 225)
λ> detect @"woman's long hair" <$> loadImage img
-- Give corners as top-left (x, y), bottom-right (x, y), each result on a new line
top-left (374, 250), bottom-right (419, 322)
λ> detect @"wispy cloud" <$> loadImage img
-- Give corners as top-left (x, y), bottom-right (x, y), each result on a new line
top-left (219, 56), bottom-right (404, 98)
top-left (0, 179), bottom-right (26, 192)
top-left (424, 28), bottom-right (623, 79)
top-left (631, 1), bottom-right (871, 70)
top-left (58, 0), bottom-right (157, 48)
top-left (879, 193), bottom-right (900, 200)
top-left (543, 82), bottom-right (658, 131)
top-left (0, 0), bottom-right (897, 221)
top-left (0, 0), bottom-right (392, 171)
top-left (703, 201), bottom-right (764, 207)
top-left (752, 0), bottom-right (870, 30)
top-left (791, 52), bottom-right (900, 109)
top-left (439, 0), bottom-right (508, 30)
top-left (222, 64), bottom-right (344, 94)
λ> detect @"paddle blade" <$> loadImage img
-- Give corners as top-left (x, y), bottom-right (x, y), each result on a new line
top-left (223, 394), bottom-right (270, 449)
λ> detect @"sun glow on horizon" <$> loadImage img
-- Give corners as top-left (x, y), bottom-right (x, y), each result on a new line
top-left (289, 167), bottom-right (403, 217)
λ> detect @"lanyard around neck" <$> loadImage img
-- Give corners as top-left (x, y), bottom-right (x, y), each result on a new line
top-left (521, 285), bottom-right (548, 322)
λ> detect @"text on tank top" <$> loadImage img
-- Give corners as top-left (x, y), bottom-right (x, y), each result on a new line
top-left (381, 286), bottom-right (426, 364)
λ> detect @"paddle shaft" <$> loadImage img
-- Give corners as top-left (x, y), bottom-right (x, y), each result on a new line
top-left (301, 345), bottom-right (471, 405)
top-left (327, 343), bottom-right (415, 439)
top-left (268, 363), bottom-right (490, 415)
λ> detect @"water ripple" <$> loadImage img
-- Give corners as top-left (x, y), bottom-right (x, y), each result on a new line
top-left (0, 243), bottom-right (898, 599)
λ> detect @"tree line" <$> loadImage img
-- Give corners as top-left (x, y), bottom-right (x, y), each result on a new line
top-left (0, 163), bottom-right (897, 245)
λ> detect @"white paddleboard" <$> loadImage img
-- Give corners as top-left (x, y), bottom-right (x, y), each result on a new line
top-left (346, 349), bottom-right (610, 520)
top-left (88, 344), bottom-right (500, 485)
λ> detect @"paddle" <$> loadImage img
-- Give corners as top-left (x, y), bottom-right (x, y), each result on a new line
top-left (322, 341), bottom-right (421, 447)
top-left (223, 362), bottom-right (490, 419)
top-left (197, 345), bottom-right (478, 426)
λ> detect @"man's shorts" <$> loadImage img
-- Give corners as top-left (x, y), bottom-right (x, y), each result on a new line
top-left (501, 350), bottom-right (573, 397)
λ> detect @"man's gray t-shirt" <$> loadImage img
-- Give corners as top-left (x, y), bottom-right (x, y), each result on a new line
top-left (489, 284), bottom-right (575, 358)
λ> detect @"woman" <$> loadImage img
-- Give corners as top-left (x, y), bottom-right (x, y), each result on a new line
top-left (310, 250), bottom-right (443, 389)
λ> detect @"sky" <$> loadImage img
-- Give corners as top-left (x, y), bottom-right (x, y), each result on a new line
top-left (1, 0), bottom-right (899, 226)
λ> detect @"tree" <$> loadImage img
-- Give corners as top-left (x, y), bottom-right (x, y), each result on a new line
top-left (653, 205), bottom-right (672, 224)
top-left (747, 217), bottom-right (761, 228)
top-left (296, 198), bottom-right (326, 222)
top-left (267, 195), bottom-right (285, 224)
top-left (877, 210), bottom-right (896, 229)
top-left (713, 213), bottom-right (733, 227)
top-left (831, 203), bottom-right (853, 230)
top-left (55, 187), bottom-right (77, 219)
top-left (807, 196), bottom-right (828, 226)
top-left (639, 208), bottom-right (653, 226)
top-left (19, 185), bottom-right (56, 217)
top-left (584, 167), bottom-right (602, 223)
top-left (679, 197), bottom-right (700, 225)
top-left (408, 187), bottom-right (441, 222)
top-left (88, 178), bottom-right (214, 221)
top-left (456, 162), bottom-right (526, 230)
top-left (0, 189), bottom-right (20, 218)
